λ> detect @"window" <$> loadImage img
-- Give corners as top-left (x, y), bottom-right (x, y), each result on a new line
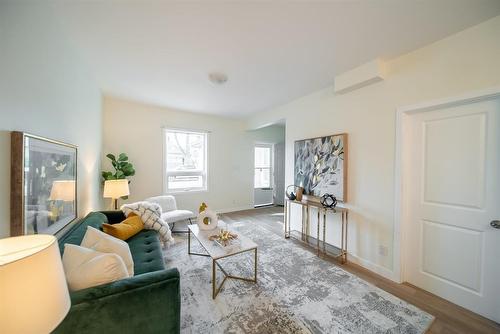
top-left (164, 128), bottom-right (207, 192)
top-left (254, 144), bottom-right (272, 188)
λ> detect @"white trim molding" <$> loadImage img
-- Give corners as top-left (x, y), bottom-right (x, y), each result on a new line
top-left (348, 253), bottom-right (396, 281)
top-left (393, 86), bottom-right (500, 284)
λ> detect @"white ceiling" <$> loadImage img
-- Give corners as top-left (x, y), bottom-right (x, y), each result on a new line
top-left (52, 1), bottom-right (500, 118)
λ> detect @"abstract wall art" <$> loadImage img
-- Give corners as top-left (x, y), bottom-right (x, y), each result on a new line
top-left (294, 133), bottom-right (347, 202)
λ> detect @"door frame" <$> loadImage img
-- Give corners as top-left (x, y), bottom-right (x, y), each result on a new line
top-left (253, 142), bottom-right (275, 207)
top-left (393, 86), bottom-right (500, 283)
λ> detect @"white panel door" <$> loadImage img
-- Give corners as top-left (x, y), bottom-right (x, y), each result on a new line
top-left (405, 98), bottom-right (500, 322)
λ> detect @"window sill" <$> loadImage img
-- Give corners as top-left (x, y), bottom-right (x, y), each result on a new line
top-left (164, 189), bottom-right (208, 195)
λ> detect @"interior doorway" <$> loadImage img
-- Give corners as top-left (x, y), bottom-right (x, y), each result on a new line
top-left (250, 121), bottom-right (286, 207)
top-left (254, 143), bottom-right (274, 207)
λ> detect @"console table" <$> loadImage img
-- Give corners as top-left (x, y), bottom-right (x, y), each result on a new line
top-left (284, 199), bottom-right (348, 263)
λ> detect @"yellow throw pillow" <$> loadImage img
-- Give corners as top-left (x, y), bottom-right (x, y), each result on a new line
top-left (102, 215), bottom-right (144, 241)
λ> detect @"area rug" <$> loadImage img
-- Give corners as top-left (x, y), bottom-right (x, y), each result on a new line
top-left (164, 222), bottom-right (433, 333)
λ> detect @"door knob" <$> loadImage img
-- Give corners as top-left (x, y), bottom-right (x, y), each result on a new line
top-left (491, 220), bottom-right (500, 229)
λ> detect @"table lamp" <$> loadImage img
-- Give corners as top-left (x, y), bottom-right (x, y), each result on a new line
top-left (103, 179), bottom-right (130, 210)
top-left (0, 234), bottom-right (71, 334)
top-left (49, 180), bottom-right (76, 219)
top-left (49, 180), bottom-right (76, 202)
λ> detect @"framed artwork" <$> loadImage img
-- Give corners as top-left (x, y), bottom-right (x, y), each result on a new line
top-left (11, 132), bottom-right (77, 236)
top-left (294, 133), bottom-right (347, 202)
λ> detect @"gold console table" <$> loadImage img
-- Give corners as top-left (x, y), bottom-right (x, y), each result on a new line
top-left (284, 199), bottom-right (348, 264)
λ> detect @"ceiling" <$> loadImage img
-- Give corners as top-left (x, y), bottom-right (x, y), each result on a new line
top-left (52, 1), bottom-right (500, 118)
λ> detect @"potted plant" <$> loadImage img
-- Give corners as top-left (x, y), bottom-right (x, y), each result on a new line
top-left (102, 153), bottom-right (135, 199)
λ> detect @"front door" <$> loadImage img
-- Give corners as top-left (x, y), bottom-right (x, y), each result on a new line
top-left (405, 97), bottom-right (500, 322)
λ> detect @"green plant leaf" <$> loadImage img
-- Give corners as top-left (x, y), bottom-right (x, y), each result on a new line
top-left (103, 152), bottom-right (135, 184)
top-left (101, 171), bottom-right (113, 180)
top-left (106, 153), bottom-right (116, 161)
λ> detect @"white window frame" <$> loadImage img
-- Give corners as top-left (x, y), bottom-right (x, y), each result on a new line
top-left (254, 143), bottom-right (273, 189)
top-left (163, 127), bottom-right (208, 193)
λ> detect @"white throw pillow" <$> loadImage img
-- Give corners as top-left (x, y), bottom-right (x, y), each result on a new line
top-left (81, 226), bottom-right (134, 276)
top-left (62, 244), bottom-right (128, 291)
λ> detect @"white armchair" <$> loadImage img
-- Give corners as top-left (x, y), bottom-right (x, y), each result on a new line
top-left (145, 195), bottom-right (195, 232)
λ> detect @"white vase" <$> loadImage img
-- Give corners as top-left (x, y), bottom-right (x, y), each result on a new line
top-left (197, 209), bottom-right (218, 230)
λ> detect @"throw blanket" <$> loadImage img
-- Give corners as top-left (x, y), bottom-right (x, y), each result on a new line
top-left (121, 201), bottom-right (174, 246)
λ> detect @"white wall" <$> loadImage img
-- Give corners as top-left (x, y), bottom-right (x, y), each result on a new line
top-left (247, 15), bottom-right (500, 280)
top-left (0, 3), bottom-right (103, 238)
top-left (103, 96), bottom-right (261, 214)
top-left (248, 125), bottom-right (285, 145)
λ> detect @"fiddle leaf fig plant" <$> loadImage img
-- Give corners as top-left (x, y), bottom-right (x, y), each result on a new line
top-left (102, 153), bottom-right (135, 199)
top-left (102, 153), bottom-right (135, 182)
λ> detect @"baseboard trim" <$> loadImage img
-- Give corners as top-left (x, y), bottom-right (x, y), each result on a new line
top-left (216, 206), bottom-right (254, 214)
top-left (347, 253), bottom-right (397, 282)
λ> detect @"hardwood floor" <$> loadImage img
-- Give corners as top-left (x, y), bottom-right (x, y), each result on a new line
top-left (219, 206), bottom-right (500, 334)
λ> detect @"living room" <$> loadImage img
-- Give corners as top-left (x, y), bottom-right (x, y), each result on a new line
top-left (1, 1), bottom-right (499, 333)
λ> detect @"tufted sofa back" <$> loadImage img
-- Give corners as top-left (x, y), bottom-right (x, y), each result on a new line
top-left (57, 211), bottom-right (165, 276)
top-left (57, 212), bottom-right (107, 254)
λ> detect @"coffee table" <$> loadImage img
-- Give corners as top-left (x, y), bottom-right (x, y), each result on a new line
top-left (187, 222), bottom-right (258, 299)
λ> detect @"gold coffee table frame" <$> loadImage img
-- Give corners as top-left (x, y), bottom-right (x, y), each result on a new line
top-left (188, 224), bottom-right (258, 299)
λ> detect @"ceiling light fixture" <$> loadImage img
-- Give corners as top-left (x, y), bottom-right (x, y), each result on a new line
top-left (208, 72), bottom-right (228, 85)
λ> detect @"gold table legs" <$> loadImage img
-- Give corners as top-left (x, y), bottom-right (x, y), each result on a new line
top-left (284, 200), bottom-right (290, 238)
top-left (188, 228), bottom-right (210, 257)
top-left (188, 230), bottom-right (258, 299)
top-left (284, 199), bottom-right (348, 264)
top-left (211, 248), bottom-right (257, 299)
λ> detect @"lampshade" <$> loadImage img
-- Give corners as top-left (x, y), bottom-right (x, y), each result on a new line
top-left (103, 179), bottom-right (130, 199)
top-left (0, 235), bottom-right (70, 334)
top-left (49, 180), bottom-right (76, 201)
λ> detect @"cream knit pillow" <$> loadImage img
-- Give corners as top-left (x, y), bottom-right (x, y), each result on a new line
top-left (62, 244), bottom-right (128, 291)
top-left (81, 226), bottom-right (134, 276)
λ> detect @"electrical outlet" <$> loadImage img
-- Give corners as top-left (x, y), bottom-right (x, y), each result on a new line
top-left (378, 245), bottom-right (388, 257)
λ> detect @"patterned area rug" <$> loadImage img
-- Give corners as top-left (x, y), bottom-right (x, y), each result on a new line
top-left (165, 222), bottom-right (433, 333)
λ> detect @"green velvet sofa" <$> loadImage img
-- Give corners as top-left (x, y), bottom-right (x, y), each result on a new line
top-left (53, 211), bottom-right (180, 334)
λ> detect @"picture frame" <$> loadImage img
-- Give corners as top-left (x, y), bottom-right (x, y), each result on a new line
top-left (294, 133), bottom-right (348, 202)
top-left (10, 132), bottom-right (78, 236)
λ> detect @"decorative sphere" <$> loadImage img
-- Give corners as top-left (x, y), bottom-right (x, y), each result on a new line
top-left (320, 194), bottom-right (337, 209)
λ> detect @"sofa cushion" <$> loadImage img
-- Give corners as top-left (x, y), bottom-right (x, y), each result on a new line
top-left (127, 229), bottom-right (165, 275)
top-left (102, 214), bottom-right (144, 241)
top-left (62, 244), bottom-right (129, 292)
top-left (58, 212), bottom-right (108, 254)
top-left (81, 226), bottom-right (135, 277)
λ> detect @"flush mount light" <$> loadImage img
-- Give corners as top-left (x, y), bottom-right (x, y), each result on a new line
top-left (208, 72), bottom-right (228, 85)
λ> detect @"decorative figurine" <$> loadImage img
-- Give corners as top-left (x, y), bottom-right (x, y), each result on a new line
top-left (320, 193), bottom-right (337, 209)
top-left (286, 185), bottom-right (305, 201)
top-left (209, 229), bottom-right (238, 247)
top-left (197, 202), bottom-right (218, 230)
